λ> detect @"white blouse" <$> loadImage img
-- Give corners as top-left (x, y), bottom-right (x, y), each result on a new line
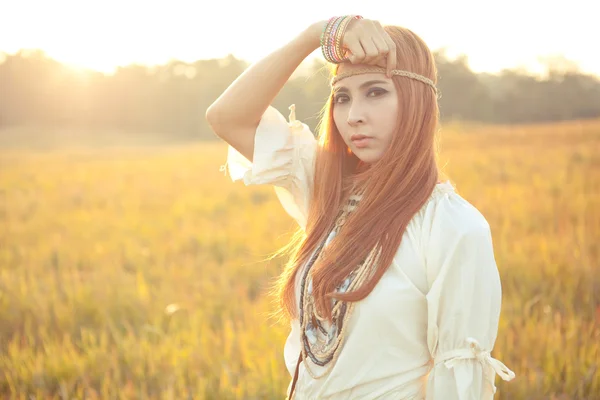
top-left (223, 105), bottom-right (516, 400)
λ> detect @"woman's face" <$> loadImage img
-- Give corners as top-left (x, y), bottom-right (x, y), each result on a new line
top-left (332, 65), bottom-right (399, 164)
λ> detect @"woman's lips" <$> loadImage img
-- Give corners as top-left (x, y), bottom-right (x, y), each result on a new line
top-left (351, 137), bottom-right (372, 148)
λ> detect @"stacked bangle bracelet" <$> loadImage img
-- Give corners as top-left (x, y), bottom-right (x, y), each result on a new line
top-left (320, 15), bottom-right (363, 64)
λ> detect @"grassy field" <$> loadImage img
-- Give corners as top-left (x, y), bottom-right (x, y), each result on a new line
top-left (0, 118), bottom-right (599, 399)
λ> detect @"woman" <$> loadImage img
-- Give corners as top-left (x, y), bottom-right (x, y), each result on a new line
top-left (206, 16), bottom-right (516, 400)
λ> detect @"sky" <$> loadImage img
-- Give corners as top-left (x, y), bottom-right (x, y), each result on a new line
top-left (1, 0), bottom-right (598, 77)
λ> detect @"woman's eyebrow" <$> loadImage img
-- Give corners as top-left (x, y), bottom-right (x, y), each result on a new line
top-left (333, 80), bottom-right (390, 93)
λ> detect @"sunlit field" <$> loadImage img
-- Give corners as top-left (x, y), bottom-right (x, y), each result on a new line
top-left (1, 118), bottom-right (599, 399)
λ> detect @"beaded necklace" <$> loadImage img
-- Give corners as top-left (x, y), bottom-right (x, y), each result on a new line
top-left (297, 192), bottom-right (382, 379)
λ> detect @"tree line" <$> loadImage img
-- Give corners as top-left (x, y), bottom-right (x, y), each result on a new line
top-left (1, 49), bottom-right (599, 141)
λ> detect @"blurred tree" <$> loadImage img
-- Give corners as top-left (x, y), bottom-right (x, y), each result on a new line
top-left (0, 49), bottom-right (598, 143)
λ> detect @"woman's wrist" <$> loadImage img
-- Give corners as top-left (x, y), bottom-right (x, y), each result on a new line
top-left (298, 20), bottom-right (328, 52)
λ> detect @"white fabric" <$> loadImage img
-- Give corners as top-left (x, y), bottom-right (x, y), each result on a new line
top-left (222, 104), bottom-right (515, 400)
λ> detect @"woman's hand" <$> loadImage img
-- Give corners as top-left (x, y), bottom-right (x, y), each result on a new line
top-left (341, 18), bottom-right (397, 77)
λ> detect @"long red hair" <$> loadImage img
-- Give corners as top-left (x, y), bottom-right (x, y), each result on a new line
top-left (267, 26), bottom-right (443, 323)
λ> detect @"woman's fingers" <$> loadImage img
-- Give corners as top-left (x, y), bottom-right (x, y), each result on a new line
top-left (370, 35), bottom-right (390, 68)
top-left (359, 38), bottom-right (381, 64)
top-left (342, 18), bottom-right (397, 71)
top-left (380, 31), bottom-right (397, 77)
top-left (384, 36), bottom-right (397, 77)
top-left (367, 21), bottom-right (390, 67)
top-left (357, 20), bottom-right (387, 65)
top-left (343, 33), bottom-right (365, 64)
top-left (372, 21), bottom-right (397, 77)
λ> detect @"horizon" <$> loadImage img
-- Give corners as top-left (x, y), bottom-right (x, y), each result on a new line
top-left (1, 46), bottom-right (595, 80)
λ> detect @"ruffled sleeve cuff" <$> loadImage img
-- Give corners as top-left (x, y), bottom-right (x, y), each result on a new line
top-left (220, 104), bottom-right (317, 230)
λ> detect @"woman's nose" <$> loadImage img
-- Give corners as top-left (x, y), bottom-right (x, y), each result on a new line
top-left (347, 106), bottom-right (365, 126)
top-left (347, 116), bottom-right (364, 126)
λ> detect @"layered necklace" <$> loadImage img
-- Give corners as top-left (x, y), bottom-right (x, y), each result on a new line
top-left (298, 192), bottom-right (382, 379)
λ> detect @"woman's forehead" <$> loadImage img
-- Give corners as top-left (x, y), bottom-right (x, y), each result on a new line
top-left (332, 71), bottom-right (391, 90)
top-left (336, 62), bottom-right (386, 74)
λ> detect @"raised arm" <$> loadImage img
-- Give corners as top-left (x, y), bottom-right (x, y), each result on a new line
top-left (205, 21), bottom-right (325, 162)
top-left (206, 18), bottom-right (396, 163)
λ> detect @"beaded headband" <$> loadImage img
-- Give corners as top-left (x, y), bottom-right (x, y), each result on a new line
top-left (331, 67), bottom-right (438, 95)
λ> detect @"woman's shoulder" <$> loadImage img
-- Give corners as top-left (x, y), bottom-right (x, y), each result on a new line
top-left (417, 181), bottom-right (491, 239)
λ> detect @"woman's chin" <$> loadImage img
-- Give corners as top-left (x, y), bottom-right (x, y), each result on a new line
top-left (354, 150), bottom-right (382, 164)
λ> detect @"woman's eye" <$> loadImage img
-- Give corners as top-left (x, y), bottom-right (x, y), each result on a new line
top-left (333, 88), bottom-right (386, 104)
top-left (334, 94), bottom-right (349, 104)
top-left (368, 88), bottom-right (387, 97)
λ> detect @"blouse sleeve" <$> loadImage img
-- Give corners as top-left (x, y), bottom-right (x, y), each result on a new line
top-left (421, 191), bottom-right (516, 399)
top-left (221, 104), bottom-right (317, 231)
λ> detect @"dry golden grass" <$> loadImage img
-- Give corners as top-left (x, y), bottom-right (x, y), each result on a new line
top-left (0, 118), bottom-right (599, 399)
